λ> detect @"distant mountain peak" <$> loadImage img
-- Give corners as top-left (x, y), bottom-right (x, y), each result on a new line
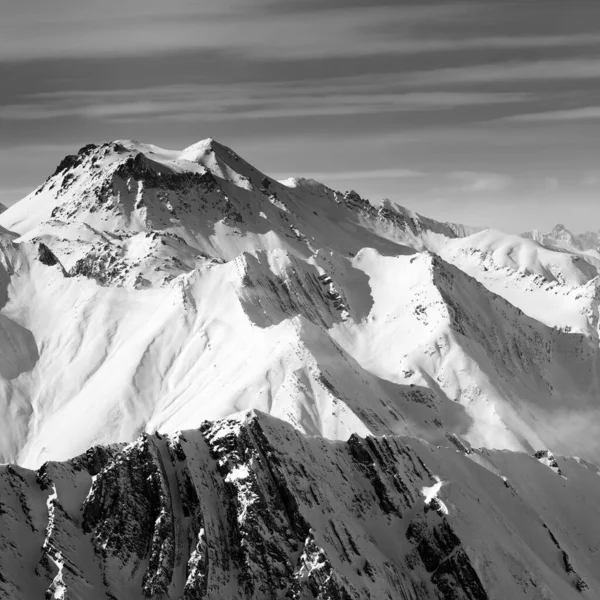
top-left (522, 222), bottom-right (600, 253)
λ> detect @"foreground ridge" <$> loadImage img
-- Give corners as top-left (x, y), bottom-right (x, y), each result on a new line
top-left (1, 411), bottom-right (599, 599)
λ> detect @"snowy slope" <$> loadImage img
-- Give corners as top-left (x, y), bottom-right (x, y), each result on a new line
top-left (333, 249), bottom-right (600, 459)
top-left (1, 411), bottom-right (600, 600)
top-left (0, 138), bottom-right (600, 470)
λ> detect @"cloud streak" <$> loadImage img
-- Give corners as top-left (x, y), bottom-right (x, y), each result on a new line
top-left (282, 168), bottom-right (424, 182)
top-left (410, 58), bottom-right (600, 86)
top-left (1, 83), bottom-right (533, 123)
top-left (0, 3), bottom-right (465, 62)
top-left (450, 172), bottom-right (514, 192)
top-left (505, 106), bottom-right (600, 122)
top-left (1, 0), bottom-right (599, 63)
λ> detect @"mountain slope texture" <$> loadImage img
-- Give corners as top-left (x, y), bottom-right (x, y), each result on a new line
top-left (1, 139), bottom-right (600, 598)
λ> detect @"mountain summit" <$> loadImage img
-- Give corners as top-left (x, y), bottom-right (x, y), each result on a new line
top-left (0, 138), bottom-right (461, 288)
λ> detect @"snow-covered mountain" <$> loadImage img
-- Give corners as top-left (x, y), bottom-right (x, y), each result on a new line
top-left (1, 138), bottom-right (599, 468)
top-left (1, 138), bottom-right (600, 598)
top-left (522, 223), bottom-right (600, 255)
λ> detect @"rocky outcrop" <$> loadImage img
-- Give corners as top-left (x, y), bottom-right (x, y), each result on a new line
top-left (2, 412), bottom-right (600, 599)
top-left (50, 143), bottom-right (99, 179)
top-left (37, 242), bottom-right (61, 267)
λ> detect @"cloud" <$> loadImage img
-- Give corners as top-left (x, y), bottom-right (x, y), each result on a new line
top-left (0, 3), bottom-right (463, 62)
top-left (542, 410), bottom-right (600, 461)
top-left (582, 174), bottom-right (600, 187)
top-left (440, 34), bottom-right (600, 51)
top-left (409, 58), bottom-right (600, 86)
top-left (282, 168), bottom-right (424, 182)
top-left (2, 0), bottom-right (599, 64)
top-left (1, 82), bottom-right (532, 123)
top-left (450, 171), bottom-right (513, 192)
top-left (504, 107), bottom-right (600, 123)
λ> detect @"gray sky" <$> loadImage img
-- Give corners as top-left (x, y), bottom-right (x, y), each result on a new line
top-left (1, 0), bottom-right (600, 232)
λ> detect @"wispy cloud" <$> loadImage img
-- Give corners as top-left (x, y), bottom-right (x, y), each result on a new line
top-left (1, 0), bottom-right (599, 63)
top-left (504, 107), bottom-right (600, 123)
top-left (279, 168), bottom-right (424, 182)
top-left (450, 171), bottom-right (514, 192)
top-left (410, 58), bottom-right (600, 86)
top-left (0, 83), bottom-right (532, 123)
top-left (0, 3), bottom-right (461, 62)
top-left (582, 173), bottom-right (600, 187)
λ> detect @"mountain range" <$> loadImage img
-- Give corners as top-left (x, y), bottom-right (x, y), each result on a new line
top-left (522, 223), bottom-right (600, 255)
top-left (1, 139), bottom-right (600, 598)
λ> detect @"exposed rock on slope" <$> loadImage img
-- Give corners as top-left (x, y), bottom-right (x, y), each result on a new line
top-left (2, 411), bottom-right (599, 600)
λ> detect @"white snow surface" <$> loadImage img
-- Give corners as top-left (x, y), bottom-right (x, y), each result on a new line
top-left (421, 475), bottom-right (443, 504)
top-left (420, 475), bottom-right (449, 515)
top-left (0, 138), bottom-right (600, 468)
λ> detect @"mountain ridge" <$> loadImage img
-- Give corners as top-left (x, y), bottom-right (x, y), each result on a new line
top-left (522, 222), bottom-right (600, 255)
top-left (0, 138), bottom-right (599, 468)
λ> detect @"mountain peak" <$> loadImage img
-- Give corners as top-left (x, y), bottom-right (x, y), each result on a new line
top-left (520, 222), bottom-right (600, 253)
top-left (181, 137), bottom-right (218, 153)
top-left (179, 138), bottom-right (265, 189)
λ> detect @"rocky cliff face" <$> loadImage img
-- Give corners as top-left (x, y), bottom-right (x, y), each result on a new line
top-left (1, 411), bottom-right (600, 600)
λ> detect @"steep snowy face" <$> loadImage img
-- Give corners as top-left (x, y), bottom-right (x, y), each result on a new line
top-left (435, 228), bottom-right (600, 340)
top-left (332, 249), bottom-right (600, 459)
top-left (1, 411), bottom-right (599, 600)
top-left (0, 232), bottom-right (455, 467)
top-left (1, 138), bottom-right (600, 468)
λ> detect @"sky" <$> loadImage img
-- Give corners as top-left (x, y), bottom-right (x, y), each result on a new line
top-left (1, 0), bottom-right (600, 233)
